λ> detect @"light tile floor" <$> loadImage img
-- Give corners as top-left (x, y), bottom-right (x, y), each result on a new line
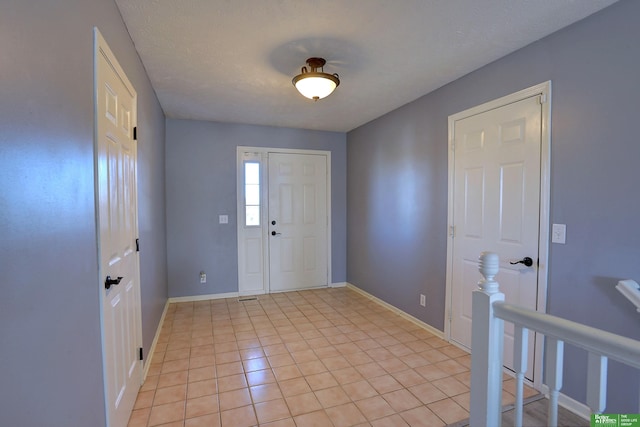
top-left (128, 287), bottom-right (536, 427)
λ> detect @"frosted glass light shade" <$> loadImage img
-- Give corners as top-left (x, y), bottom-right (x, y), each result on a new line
top-left (293, 74), bottom-right (339, 100)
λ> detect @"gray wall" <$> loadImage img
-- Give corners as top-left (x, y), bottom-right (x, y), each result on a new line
top-left (347, 0), bottom-right (639, 413)
top-left (165, 119), bottom-right (347, 298)
top-left (0, 1), bottom-right (168, 425)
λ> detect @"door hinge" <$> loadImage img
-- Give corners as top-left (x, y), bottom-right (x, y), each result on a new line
top-left (136, 238), bottom-right (140, 252)
top-left (139, 347), bottom-right (144, 361)
top-left (449, 225), bottom-right (455, 238)
top-left (538, 94), bottom-right (547, 104)
top-left (133, 126), bottom-right (137, 140)
top-left (451, 142), bottom-right (456, 151)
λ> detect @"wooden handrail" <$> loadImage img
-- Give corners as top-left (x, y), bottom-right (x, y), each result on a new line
top-left (493, 301), bottom-right (640, 369)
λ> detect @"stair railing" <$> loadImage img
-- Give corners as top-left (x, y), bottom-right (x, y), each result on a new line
top-left (470, 251), bottom-right (640, 427)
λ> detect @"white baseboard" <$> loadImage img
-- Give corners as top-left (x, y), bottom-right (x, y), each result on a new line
top-left (330, 282), bottom-right (347, 288)
top-left (540, 384), bottom-right (591, 420)
top-left (346, 283), bottom-right (444, 339)
top-left (142, 299), bottom-right (169, 381)
top-left (168, 291), bottom-right (239, 303)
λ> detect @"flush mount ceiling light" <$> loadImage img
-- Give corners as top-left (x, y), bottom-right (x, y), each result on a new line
top-left (292, 57), bottom-right (340, 101)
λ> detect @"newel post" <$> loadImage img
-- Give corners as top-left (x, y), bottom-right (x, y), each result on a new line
top-left (470, 252), bottom-right (505, 427)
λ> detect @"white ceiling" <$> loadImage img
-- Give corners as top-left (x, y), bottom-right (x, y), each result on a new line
top-left (115, 0), bottom-right (617, 132)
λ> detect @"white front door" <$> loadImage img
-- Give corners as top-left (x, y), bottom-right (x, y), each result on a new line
top-left (449, 93), bottom-right (546, 381)
top-left (268, 153), bottom-right (329, 292)
top-left (95, 29), bottom-right (142, 427)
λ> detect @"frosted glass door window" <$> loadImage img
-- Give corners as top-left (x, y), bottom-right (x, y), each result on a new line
top-left (245, 162), bottom-right (260, 226)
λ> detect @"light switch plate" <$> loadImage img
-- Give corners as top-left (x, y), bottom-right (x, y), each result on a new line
top-left (552, 223), bottom-right (566, 244)
top-left (219, 215), bottom-right (228, 224)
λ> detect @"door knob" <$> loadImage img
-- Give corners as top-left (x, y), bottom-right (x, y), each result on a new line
top-left (271, 231), bottom-right (282, 236)
top-left (105, 275), bottom-right (123, 289)
top-left (510, 257), bottom-right (534, 267)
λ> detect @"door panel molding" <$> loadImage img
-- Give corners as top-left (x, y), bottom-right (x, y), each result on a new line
top-left (445, 81), bottom-right (551, 390)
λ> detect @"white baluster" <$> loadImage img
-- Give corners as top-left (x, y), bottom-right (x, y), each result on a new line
top-left (513, 325), bottom-right (529, 427)
top-left (586, 353), bottom-right (608, 414)
top-left (545, 337), bottom-right (564, 427)
top-left (470, 252), bottom-right (505, 427)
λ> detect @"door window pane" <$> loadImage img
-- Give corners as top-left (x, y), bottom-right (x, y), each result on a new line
top-left (246, 206), bottom-right (260, 226)
top-left (244, 162), bottom-right (260, 226)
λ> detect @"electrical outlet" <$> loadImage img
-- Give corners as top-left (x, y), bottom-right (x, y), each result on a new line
top-left (420, 294), bottom-right (426, 307)
top-left (200, 271), bottom-right (206, 284)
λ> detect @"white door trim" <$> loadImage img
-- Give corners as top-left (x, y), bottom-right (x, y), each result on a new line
top-left (444, 81), bottom-right (552, 390)
top-left (94, 27), bottom-right (143, 426)
top-left (236, 146), bottom-right (332, 295)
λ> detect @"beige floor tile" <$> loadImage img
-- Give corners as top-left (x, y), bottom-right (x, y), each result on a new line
top-left (293, 410), bottom-right (334, 427)
top-left (378, 357), bottom-right (410, 374)
top-left (331, 366), bottom-right (364, 385)
top-left (415, 364), bottom-right (449, 382)
top-left (157, 371), bottom-right (188, 389)
top-left (392, 368), bottom-right (427, 388)
top-left (140, 374), bottom-right (160, 392)
top-left (215, 361), bottom-right (243, 378)
top-left (220, 405), bottom-right (257, 427)
top-left (255, 398), bottom-right (291, 424)
top-left (187, 379), bottom-right (217, 400)
top-left (188, 366), bottom-right (215, 382)
top-left (250, 383), bottom-right (283, 403)
top-left (246, 368), bottom-right (276, 386)
top-left (298, 360), bottom-right (327, 376)
top-left (243, 356), bottom-right (269, 372)
top-left (382, 388), bottom-right (422, 412)
top-left (341, 380), bottom-right (378, 401)
top-left (408, 382), bottom-right (447, 405)
top-left (133, 390), bottom-right (155, 410)
top-left (189, 354), bottom-right (215, 369)
top-left (400, 406), bottom-right (445, 426)
top-left (368, 374), bottom-right (403, 394)
top-left (184, 413), bottom-right (221, 427)
top-left (127, 408), bottom-right (150, 427)
top-left (285, 392), bottom-right (323, 416)
top-left (185, 394), bottom-right (218, 419)
top-left (268, 353), bottom-right (295, 368)
top-left (273, 364), bottom-right (303, 381)
top-left (164, 348), bottom-right (190, 362)
top-left (428, 397), bottom-right (469, 424)
top-left (371, 413), bottom-right (410, 427)
top-left (279, 377), bottom-right (312, 397)
top-left (432, 375), bottom-right (469, 397)
top-left (153, 383), bottom-right (187, 405)
top-left (313, 345), bottom-right (341, 359)
top-left (355, 395), bottom-right (396, 421)
top-left (314, 385), bottom-right (351, 408)
top-left (354, 361), bottom-right (385, 379)
top-left (325, 402), bottom-right (368, 427)
top-left (305, 371), bottom-right (338, 391)
top-left (434, 358), bottom-right (468, 376)
top-left (215, 350), bottom-right (240, 364)
top-left (218, 387), bottom-right (251, 411)
top-left (147, 401), bottom-right (185, 426)
top-left (321, 355), bottom-right (351, 370)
